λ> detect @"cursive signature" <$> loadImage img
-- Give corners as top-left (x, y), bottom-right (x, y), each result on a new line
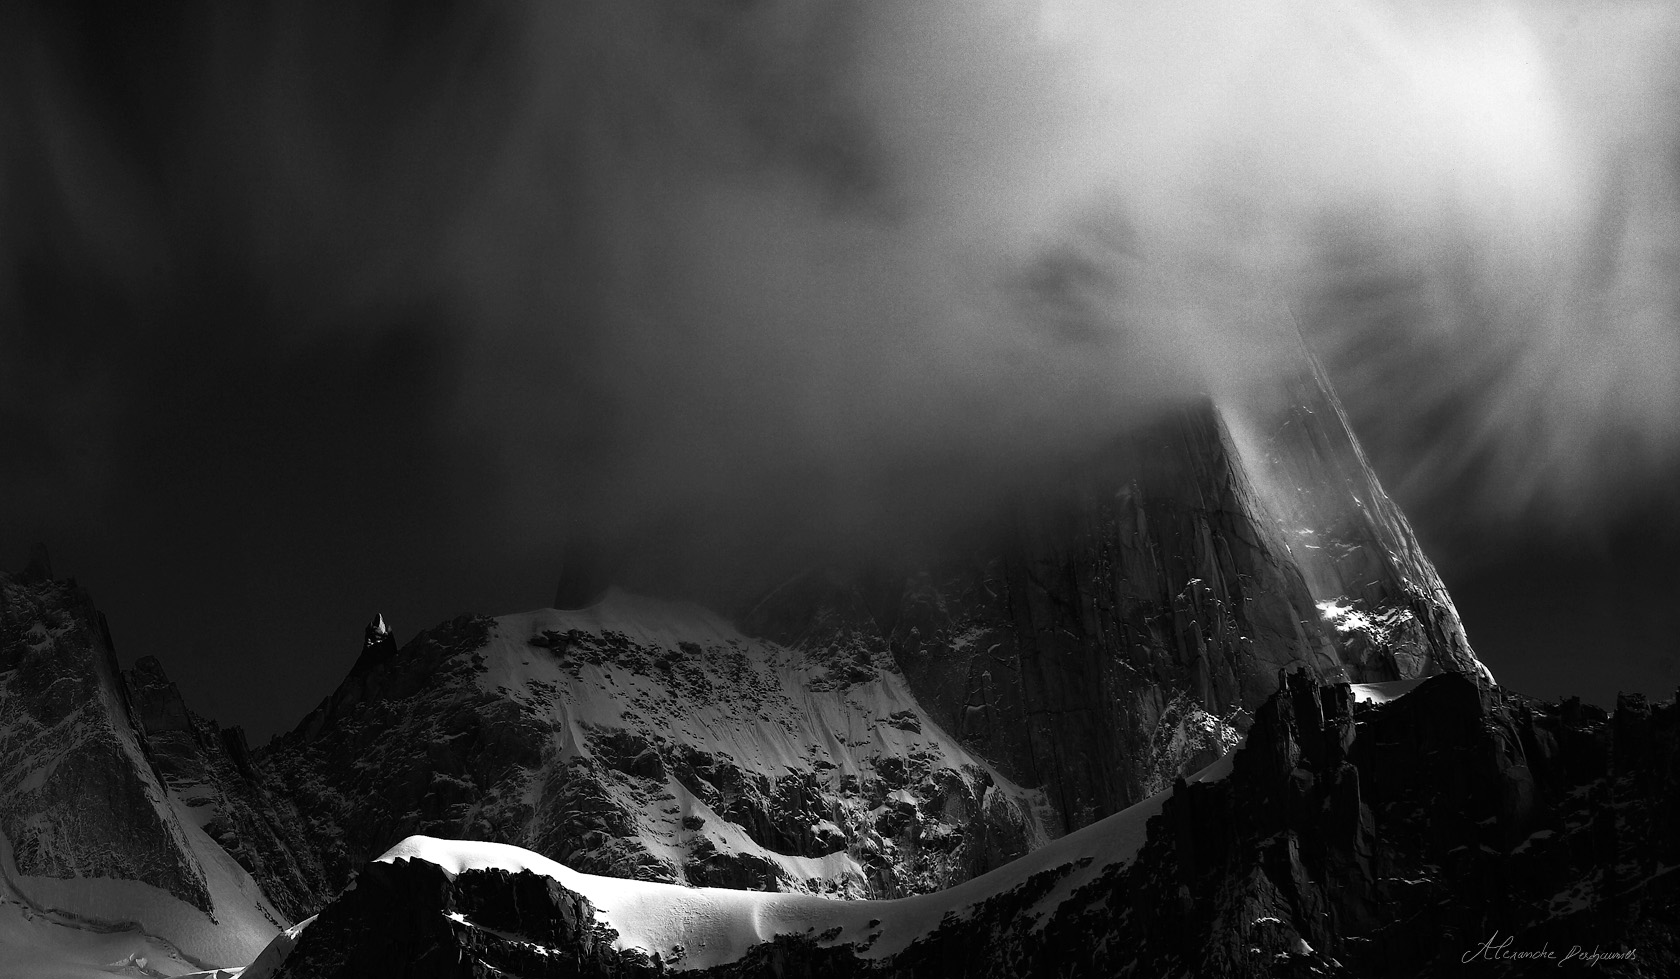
top-left (1463, 932), bottom-right (1555, 964)
top-left (1462, 931), bottom-right (1637, 967)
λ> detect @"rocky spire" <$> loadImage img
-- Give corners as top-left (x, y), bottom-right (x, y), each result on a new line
top-left (355, 613), bottom-right (398, 673)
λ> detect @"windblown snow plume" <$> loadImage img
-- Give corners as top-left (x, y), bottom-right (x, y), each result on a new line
top-left (4, 0), bottom-right (1676, 582)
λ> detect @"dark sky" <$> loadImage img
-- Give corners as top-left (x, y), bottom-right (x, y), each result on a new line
top-left (3, 1), bottom-right (1676, 741)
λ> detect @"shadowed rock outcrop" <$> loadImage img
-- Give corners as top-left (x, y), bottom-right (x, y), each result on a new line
top-left (258, 861), bottom-right (660, 979)
top-left (0, 568), bottom-right (213, 915)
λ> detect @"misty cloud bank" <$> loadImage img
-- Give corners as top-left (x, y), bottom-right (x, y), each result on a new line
top-left (4, 0), bottom-right (1677, 594)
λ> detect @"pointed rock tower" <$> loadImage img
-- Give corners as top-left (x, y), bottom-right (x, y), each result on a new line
top-left (746, 365), bottom-right (1489, 832)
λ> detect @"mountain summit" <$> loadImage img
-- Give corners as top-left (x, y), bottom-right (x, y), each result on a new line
top-left (0, 366), bottom-right (1530, 977)
top-left (746, 368), bottom-right (1488, 834)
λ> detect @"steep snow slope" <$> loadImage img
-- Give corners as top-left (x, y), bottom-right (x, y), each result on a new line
top-left (0, 895), bottom-right (215, 979)
top-left (485, 597), bottom-right (1046, 888)
top-left (1, 821), bottom-right (279, 973)
top-left (263, 591), bottom-right (1052, 902)
top-left (0, 836), bottom-right (257, 979)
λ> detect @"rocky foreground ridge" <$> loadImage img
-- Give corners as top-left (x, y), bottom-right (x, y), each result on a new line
top-left (250, 673), bottom-right (1680, 978)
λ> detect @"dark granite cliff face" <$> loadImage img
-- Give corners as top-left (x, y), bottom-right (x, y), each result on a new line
top-left (121, 654), bottom-right (330, 921)
top-left (0, 565), bottom-right (214, 914)
top-left (860, 675), bottom-right (1677, 978)
top-left (0, 561), bottom-right (307, 967)
top-left (258, 860), bottom-right (661, 979)
top-left (251, 674), bottom-right (1678, 978)
top-left (1054, 676), bottom-right (1677, 978)
top-left (745, 383), bottom-right (1487, 836)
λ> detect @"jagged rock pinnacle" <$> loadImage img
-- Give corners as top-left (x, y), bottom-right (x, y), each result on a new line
top-left (359, 614), bottom-right (397, 664)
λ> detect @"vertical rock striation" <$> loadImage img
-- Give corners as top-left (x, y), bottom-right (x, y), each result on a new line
top-left (746, 366), bottom-right (1490, 836)
top-left (1227, 352), bottom-right (1485, 681)
top-left (0, 566), bottom-right (213, 914)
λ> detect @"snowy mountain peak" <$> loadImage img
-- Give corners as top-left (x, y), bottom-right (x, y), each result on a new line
top-left (373, 613), bottom-right (389, 636)
top-left (263, 588), bottom-right (1054, 902)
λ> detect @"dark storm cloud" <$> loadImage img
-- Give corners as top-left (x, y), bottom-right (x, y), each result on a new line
top-left (5, 0), bottom-right (1679, 603)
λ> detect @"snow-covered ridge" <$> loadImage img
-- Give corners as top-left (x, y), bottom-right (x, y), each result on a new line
top-left (349, 676), bottom-right (1433, 972)
top-left (369, 748), bottom-right (1233, 971)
